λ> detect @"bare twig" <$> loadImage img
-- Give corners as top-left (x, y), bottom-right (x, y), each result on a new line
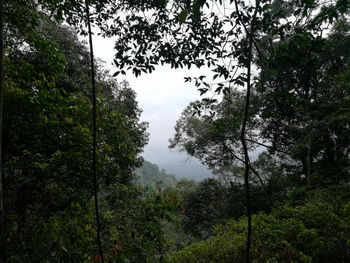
top-left (246, 138), bottom-right (290, 155)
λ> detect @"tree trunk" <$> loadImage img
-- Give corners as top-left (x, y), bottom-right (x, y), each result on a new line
top-left (240, 49), bottom-right (253, 263)
top-left (0, 0), bottom-right (4, 261)
top-left (306, 135), bottom-right (312, 187)
top-left (84, 1), bottom-right (104, 262)
top-left (234, 1), bottom-right (260, 261)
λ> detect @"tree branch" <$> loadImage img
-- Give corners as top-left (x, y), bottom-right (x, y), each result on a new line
top-left (246, 138), bottom-right (290, 155)
top-left (233, 0), bottom-right (263, 60)
top-left (223, 142), bottom-right (272, 209)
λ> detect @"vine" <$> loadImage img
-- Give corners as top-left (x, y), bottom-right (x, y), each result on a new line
top-left (84, 1), bottom-right (104, 262)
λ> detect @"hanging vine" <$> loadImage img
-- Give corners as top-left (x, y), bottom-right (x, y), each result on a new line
top-left (84, 1), bottom-right (104, 262)
top-left (0, 0), bottom-right (4, 261)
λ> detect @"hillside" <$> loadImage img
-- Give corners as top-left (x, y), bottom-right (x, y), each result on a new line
top-left (135, 160), bottom-right (177, 188)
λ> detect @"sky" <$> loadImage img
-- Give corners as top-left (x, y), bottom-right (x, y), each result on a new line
top-left (92, 34), bottom-right (214, 178)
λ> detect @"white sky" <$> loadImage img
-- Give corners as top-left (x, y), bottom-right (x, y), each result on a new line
top-left (92, 34), bottom-right (213, 174)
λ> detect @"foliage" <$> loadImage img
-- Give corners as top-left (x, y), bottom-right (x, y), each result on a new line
top-left (3, 11), bottom-right (161, 262)
top-left (3, 0), bottom-right (350, 262)
top-left (174, 174), bottom-right (287, 240)
top-left (181, 178), bottom-right (227, 239)
top-left (169, 89), bottom-right (259, 171)
top-left (99, 185), bottom-right (184, 263)
top-left (172, 178), bottom-right (198, 200)
top-left (257, 18), bottom-right (350, 186)
top-left (135, 160), bottom-right (177, 188)
top-left (169, 191), bottom-right (350, 263)
top-left (6, 201), bottom-right (96, 263)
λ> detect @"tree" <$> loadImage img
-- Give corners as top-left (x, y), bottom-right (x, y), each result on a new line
top-left (181, 178), bottom-right (227, 239)
top-left (257, 18), bottom-right (350, 187)
top-left (3, 0), bottom-right (350, 261)
top-left (169, 194), bottom-right (350, 263)
top-left (3, 13), bottom-right (149, 261)
top-left (0, 0), bottom-right (3, 261)
top-left (166, 6), bottom-right (350, 258)
top-left (169, 89), bottom-right (259, 172)
top-left (114, 1), bottom-right (349, 259)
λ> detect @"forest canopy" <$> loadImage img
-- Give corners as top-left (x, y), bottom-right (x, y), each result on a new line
top-left (1, 0), bottom-right (350, 262)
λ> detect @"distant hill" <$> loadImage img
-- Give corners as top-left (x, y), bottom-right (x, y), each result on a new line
top-left (157, 161), bottom-right (213, 181)
top-left (135, 159), bottom-right (214, 189)
top-left (135, 160), bottom-right (177, 188)
top-left (155, 151), bottom-right (261, 181)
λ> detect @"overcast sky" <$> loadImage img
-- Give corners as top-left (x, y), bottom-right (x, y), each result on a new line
top-left (92, 34), bottom-right (213, 176)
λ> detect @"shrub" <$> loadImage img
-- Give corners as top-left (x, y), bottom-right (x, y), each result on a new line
top-left (169, 201), bottom-right (350, 263)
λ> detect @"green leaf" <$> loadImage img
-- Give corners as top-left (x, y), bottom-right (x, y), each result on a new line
top-left (179, 10), bottom-right (188, 24)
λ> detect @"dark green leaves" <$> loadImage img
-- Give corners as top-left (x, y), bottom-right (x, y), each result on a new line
top-left (179, 10), bottom-right (188, 24)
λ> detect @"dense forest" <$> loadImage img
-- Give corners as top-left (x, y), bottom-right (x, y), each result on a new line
top-left (1, 0), bottom-right (350, 262)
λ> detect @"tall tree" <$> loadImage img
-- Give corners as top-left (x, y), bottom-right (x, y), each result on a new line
top-left (108, 1), bottom-right (349, 260)
top-left (3, 12), bottom-right (149, 261)
top-left (257, 18), bottom-right (350, 187)
top-left (84, 1), bottom-right (104, 260)
top-left (3, 0), bottom-right (350, 261)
